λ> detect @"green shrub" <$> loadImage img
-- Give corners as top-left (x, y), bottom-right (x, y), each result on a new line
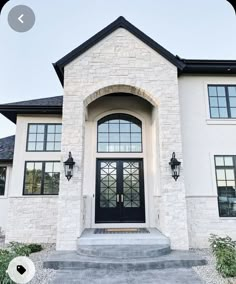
top-left (8, 242), bottom-right (31, 256)
top-left (27, 243), bottom-right (43, 253)
top-left (209, 234), bottom-right (236, 278)
top-left (0, 249), bottom-right (16, 284)
top-left (0, 243), bottom-right (43, 283)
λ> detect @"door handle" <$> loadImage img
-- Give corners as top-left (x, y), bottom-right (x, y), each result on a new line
top-left (121, 194), bottom-right (124, 203)
top-left (117, 194), bottom-right (120, 203)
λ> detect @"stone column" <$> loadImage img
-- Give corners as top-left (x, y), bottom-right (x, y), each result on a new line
top-left (56, 94), bottom-right (85, 250)
top-left (157, 88), bottom-right (189, 250)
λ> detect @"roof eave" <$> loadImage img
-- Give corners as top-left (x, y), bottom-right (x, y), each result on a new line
top-left (0, 159), bottom-right (13, 164)
top-left (0, 106), bottom-right (63, 124)
top-left (179, 62), bottom-right (236, 75)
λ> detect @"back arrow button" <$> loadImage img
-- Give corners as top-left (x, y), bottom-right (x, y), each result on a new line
top-left (8, 5), bottom-right (35, 32)
top-left (18, 14), bottom-right (24, 24)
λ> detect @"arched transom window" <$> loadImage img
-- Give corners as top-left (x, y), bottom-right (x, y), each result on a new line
top-left (97, 114), bottom-right (142, 153)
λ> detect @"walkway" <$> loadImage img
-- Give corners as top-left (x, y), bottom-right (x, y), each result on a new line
top-left (51, 267), bottom-right (203, 284)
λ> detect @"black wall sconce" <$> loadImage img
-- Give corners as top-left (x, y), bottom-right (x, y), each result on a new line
top-left (64, 152), bottom-right (75, 181)
top-left (169, 152), bottom-right (181, 181)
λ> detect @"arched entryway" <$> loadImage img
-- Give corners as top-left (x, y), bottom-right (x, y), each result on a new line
top-left (83, 92), bottom-right (155, 228)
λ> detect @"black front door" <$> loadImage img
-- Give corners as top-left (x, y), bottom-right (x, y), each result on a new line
top-left (95, 159), bottom-right (145, 223)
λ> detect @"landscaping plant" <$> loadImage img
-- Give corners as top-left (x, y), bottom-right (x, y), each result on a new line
top-left (0, 242), bottom-right (43, 283)
top-left (209, 234), bottom-right (236, 278)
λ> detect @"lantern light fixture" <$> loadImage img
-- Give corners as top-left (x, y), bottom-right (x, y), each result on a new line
top-left (169, 152), bottom-right (181, 181)
top-left (64, 152), bottom-right (75, 181)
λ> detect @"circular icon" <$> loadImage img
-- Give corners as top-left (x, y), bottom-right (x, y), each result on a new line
top-left (8, 5), bottom-right (35, 32)
top-left (6, 256), bottom-right (36, 284)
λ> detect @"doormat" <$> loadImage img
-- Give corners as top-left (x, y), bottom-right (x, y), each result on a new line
top-left (94, 228), bottom-right (150, 234)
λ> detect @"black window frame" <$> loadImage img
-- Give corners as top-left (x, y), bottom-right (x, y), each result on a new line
top-left (26, 123), bottom-right (62, 152)
top-left (23, 161), bottom-right (60, 196)
top-left (214, 155), bottom-right (236, 218)
top-left (0, 167), bottom-right (7, 196)
top-left (97, 113), bottom-right (143, 153)
top-left (208, 85), bottom-right (236, 119)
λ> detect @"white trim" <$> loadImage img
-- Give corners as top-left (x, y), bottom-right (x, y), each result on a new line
top-left (203, 80), bottom-right (236, 122)
top-left (186, 195), bottom-right (217, 198)
top-left (8, 196), bottom-right (59, 199)
top-left (206, 119), bottom-right (236, 125)
top-left (0, 164), bottom-right (11, 198)
top-left (91, 223), bottom-right (147, 229)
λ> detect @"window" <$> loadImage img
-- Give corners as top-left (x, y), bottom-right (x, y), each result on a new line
top-left (27, 124), bottom-right (62, 152)
top-left (24, 161), bottom-right (60, 195)
top-left (215, 156), bottom-right (236, 217)
top-left (208, 85), bottom-right (236, 118)
top-left (97, 114), bottom-right (142, 152)
top-left (0, 167), bottom-right (6, 196)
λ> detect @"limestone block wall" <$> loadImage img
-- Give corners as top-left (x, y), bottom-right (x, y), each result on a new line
top-left (6, 197), bottom-right (58, 243)
top-left (187, 197), bottom-right (236, 248)
top-left (59, 27), bottom-right (189, 250)
top-left (0, 164), bottom-right (11, 233)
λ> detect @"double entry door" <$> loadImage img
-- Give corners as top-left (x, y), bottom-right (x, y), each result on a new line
top-left (95, 159), bottom-right (145, 223)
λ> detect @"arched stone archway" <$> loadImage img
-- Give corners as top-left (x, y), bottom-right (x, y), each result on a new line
top-left (58, 85), bottom-right (189, 252)
top-left (83, 84), bottom-right (158, 108)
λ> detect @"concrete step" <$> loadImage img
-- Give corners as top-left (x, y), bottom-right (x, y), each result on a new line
top-left (77, 228), bottom-right (170, 246)
top-left (77, 244), bottom-right (171, 258)
top-left (51, 268), bottom-right (203, 284)
top-left (43, 250), bottom-right (207, 271)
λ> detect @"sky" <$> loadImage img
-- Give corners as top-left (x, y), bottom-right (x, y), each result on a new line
top-left (0, 0), bottom-right (235, 138)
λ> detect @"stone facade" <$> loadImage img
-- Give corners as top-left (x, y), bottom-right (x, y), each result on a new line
top-left (187, 197), bottom-right (236, 248)
top-left (57, 28), bottom-right (189, 250)
top-left (1, 23), bottom-right (235, 250)
top-left (6, 197), bottom-right (58, 243)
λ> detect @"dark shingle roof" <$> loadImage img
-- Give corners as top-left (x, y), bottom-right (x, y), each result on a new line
top-left (0, 135), bottom-right (15, 163)
top-left (0, 96), bottom-right (63, 124)
top-left (5, 96), bottom-right (63, 106)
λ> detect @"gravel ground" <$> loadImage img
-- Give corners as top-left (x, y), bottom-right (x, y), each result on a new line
top-left (193, 249), bottom-right (236, 284)
top-left (1, 239), bottom-right (236, 284)
top-left (29, 244), bottom-right (56, 284)
top-left (0, 239), bottom-right (56, 284)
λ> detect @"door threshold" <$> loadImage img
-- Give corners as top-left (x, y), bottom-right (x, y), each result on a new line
top-left (91, 223), bottom-right (148, 229)
top-left (94, 228), bottom-right (150, 234)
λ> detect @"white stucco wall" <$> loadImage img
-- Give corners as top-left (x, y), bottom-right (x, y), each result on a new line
top-left (179, 75), bottom-right (236, 247)
top-left (0, 164), bottom-right (12, 233)
top-left (5, 115), bottom-right (62, 243)
top-left (58, 27), bottom-right (189, 250)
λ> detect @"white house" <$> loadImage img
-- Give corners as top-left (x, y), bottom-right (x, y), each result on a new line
top-left (0, 17), bottom-right (236, 250)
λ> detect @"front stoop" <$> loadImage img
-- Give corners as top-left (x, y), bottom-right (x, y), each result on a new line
top-left (77, 228), bottom-right (170, 246)
top-left (43, 250), bottom-right (206, 270)
top-left (44, 229), bottom-right (206, 271)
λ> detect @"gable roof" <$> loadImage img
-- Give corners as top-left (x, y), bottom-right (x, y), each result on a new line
top-left (53, 16), bottom-right (236, 85)
top-left (53, 16), bottom-right (185, 86)
top-left (0, 96), bottom-right (63, 123)
top-left (0, 135), bottom-right (15, 163)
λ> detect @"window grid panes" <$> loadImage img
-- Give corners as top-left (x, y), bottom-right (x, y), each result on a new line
top-left (27, 124), bottom-right (62, 152)
top-left (97, 114), bottom-right (142, 153)
top-left (24, 161), bottom-right (60, 195)
top-left (0, 167), bottom-right (6, 196)
top-left (215, 156), bottom-right (236, 217)
top-left (208, 85), bottom-right (236, 118)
